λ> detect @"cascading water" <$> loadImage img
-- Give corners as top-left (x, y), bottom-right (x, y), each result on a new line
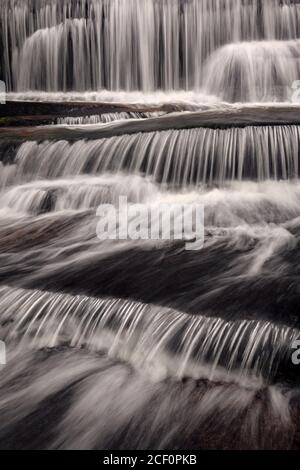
top-left (1, 124), bottom-right (299, 187)
top-left (1, 0), bottom-right (300, 452)
top-left (56, 112), bottom-right (165, 125)
top-left (203, 39), bottom-right (300, 102)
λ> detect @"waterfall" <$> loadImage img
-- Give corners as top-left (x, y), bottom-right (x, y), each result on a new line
top-left (2, 0), bottom-right (300, 96)
top-left (1, 0), bottom-right (300, 452)
top-left (2, 125), bottom-right (299, 187)
top-left (203, 40), bottom-right (300, 102)
top-left (0, 285), bottom-right (298, 380)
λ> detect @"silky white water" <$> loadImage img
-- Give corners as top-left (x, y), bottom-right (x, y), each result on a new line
top-left (2, 0), bottom-right (300, 101)
top-left (2, 125), bottom-right (298, 187)
top-left (1, 0), bottom-right (300, 451)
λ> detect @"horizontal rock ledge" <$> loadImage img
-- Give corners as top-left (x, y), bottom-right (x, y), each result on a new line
top-left (1, 104), bottom-right (300, 141)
